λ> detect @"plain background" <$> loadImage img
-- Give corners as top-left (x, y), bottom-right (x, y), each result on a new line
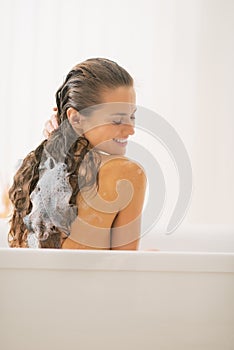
top-left (0, 0), bottom-right (233, 233)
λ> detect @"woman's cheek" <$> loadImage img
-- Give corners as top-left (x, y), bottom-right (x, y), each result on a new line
top-left (85, 125), bottom-right (117, 145)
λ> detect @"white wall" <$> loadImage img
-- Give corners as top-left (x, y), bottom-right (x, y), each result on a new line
top-left (0, 0), bottom-right (233, 230)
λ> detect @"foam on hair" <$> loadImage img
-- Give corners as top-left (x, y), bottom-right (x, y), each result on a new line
top-left (23, 158), bottom-right (77, 247)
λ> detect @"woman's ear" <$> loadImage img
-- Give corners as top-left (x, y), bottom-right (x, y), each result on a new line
top-left (66, 107), bottom-right (81, 125)
top-left (66, 107), bottom-right (84, 134)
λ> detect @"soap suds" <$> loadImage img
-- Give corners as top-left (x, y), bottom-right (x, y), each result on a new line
top-left (23, 158), bottom-right (77, 247)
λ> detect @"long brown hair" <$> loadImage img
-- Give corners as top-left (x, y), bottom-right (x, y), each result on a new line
top-left (8, 58), bottom-right (133, 248)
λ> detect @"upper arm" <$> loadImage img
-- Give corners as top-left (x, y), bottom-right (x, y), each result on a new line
top-left (109, 160), bottom-right (147, 250)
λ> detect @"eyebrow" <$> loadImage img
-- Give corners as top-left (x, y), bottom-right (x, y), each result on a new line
top-left (110, 107), bottom-right (137, 117)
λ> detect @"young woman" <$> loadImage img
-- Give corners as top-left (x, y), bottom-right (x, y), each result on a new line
top-left (8, 58), bottom-right (146, 250)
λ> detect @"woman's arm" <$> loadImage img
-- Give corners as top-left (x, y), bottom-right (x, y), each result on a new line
top-left (110, 160), bottom-right (147, 250)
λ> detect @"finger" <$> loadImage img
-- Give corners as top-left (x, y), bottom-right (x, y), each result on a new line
top-left (51, 114), bottom-right (59, 129)
top-left (43, 129), bottom-right (50, 139)
top-left (45, 120), bottom-right (55, 134)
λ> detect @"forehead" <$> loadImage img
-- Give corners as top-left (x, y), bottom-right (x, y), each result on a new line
top-left (100, 86), bottom-right (136, 104)
top-left (102, 102), bottom-right (136, 116)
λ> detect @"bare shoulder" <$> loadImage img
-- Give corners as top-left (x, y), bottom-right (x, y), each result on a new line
top-left (99, 155), bottom-right (146, 178)
top-left (97, 155), bottom-right (146, 199)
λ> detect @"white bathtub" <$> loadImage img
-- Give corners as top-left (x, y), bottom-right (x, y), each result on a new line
top-left (0, 221), bottom-right (234, 350)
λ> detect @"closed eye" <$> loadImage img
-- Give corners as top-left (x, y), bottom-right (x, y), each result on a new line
top-left (112, 114), bottom-right (136, 125)
top-left (112, 120), bottom-right (122, 125)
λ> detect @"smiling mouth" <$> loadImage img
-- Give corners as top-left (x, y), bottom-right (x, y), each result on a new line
top-left (112, 138), bottom-right (128, 146)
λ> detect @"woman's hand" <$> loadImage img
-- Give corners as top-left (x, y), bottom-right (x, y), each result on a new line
top-left (43, 107), bottom-right (59, 138)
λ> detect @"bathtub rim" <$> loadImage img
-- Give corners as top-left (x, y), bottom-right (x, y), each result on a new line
top-left (0, 248), bottom-right (233, 273)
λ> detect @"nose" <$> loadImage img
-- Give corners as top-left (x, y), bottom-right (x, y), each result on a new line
top-left (121, 123), bottom-right (135, 137)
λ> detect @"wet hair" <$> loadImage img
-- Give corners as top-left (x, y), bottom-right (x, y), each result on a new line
top-left (8, 58), bottom-right (133, 248)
